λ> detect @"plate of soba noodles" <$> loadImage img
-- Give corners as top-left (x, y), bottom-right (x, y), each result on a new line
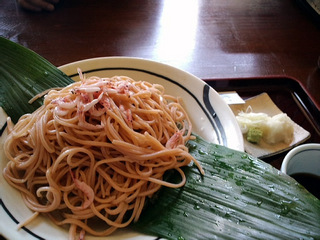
top-left (0, 57), bottom-right (243, 240)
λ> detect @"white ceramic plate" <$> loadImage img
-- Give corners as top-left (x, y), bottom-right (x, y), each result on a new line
top-left (0, 57), bottom-right (243, 240)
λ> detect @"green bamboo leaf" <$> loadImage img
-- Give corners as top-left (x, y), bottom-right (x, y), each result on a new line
top-left (133, 135), bottom-right (320, 239)
top-left (0, 37), bottom-right (74, 123)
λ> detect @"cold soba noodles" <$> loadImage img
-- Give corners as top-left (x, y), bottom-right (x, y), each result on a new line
top-left (3, 70), bottom-right (203, 239)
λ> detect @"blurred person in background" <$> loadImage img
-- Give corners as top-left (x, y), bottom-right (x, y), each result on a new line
top-left (18, 0), bottom-right (60, 11)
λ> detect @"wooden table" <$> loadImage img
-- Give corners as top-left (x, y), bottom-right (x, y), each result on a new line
top-left (1, 0), bottom-right (320, 168)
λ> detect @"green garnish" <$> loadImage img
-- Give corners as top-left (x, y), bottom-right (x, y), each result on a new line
top-left (247, 127), bottom-right (263, 143)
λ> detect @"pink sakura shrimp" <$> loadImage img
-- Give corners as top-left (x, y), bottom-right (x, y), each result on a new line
top-left (76, 91), bottom-right (91, 104)
top-left (52, 96), bottom-right (76, 109)
top-left (78, 68), bottom-right (85, 83)
top-left (69, 169), bottom-right (94, 209)
top-left (79, 229), bottom-right (86, 240)
top-left (74, 74), bottom-right (135, 129)
top-left (75, 86), bottom-right (101, 93)
top-left (76, 88), bottom-right (105, 128)
top-left (77, 105), bottom-right (103, 130)
top-left (116, 82), bottom-right (129, 94)
top-left (82, 91), bottom-right (104, 112)
top-left (51, 97), bottom-right (76, 116)
top-left (100, 94), bottom-right (111, 109)
top-left (88, 101), bottom-right (106, 117)
top-left (166, 131), bottom-right (183, 149)
top-left (119, 104), bottom-right (133, 128)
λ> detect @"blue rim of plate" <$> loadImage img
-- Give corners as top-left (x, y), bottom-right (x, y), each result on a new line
top-left (0, 65), bottom-right (228, 240)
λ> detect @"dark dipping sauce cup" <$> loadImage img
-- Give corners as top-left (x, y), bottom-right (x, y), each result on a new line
top-left (281, 144), bottom-right (320, 199)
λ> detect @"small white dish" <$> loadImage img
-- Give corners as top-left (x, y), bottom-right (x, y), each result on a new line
top-left (230, 92), bottom-right (310, 158)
